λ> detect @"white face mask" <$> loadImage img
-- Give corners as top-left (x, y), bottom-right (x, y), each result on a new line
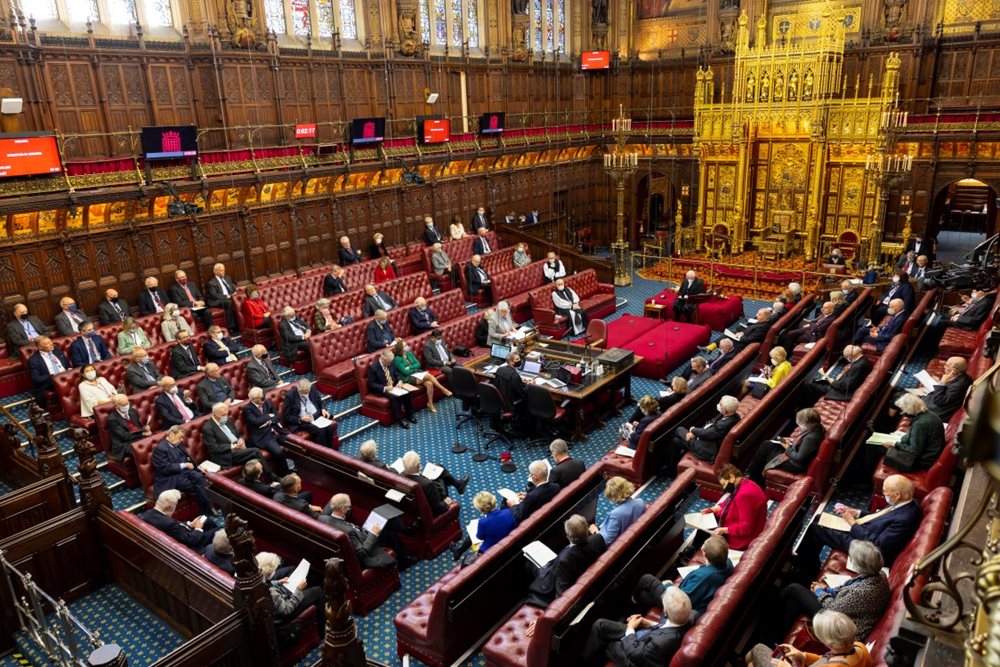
top-left (716, 403), bottom-right (722, 413)
top-left (213, 333), bottom-right (223, 340)
top-left (842, 289), bottom-right (850, 295)
top-left (84, 370), bottom-right (97, 381)
top-left (892, 276), bottom-right (900, 284)
top-left (167, 386), bottom-right (178, 395)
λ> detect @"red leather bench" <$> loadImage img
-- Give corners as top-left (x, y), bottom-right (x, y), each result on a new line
top-left (0, 341), bottom-right (29, 397)
top-left (528, 270), bottom-right (616, 338)
top-left (482, 470), bottom-right (698, 667)
top-left (310, 321), bottom-right (370, 399)
top-left (645, 290), bottom-right (744, 332)
top-left (601, 343), bottom-right (761, 484)
top-left (790, 288), bottom-right (873, 365)
top-left (355, 352), bottom-right (436, 425)
top-left (938, 290), bottom-right (1000, 358)
top-left (491, 261), bottom-right (548, 323)
top-left (755, 295), bottom-right (816, 366)
top-left (621, 321), bottom-right (712, 380)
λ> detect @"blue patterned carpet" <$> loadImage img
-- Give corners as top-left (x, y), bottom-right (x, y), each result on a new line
top-left (0, 269), bottom-right (927, 666)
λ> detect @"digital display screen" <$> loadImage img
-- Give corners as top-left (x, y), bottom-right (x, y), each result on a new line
top-left (420, 117), bottom-right (451, 144)
top-left (0, 134), bottom-right (62, 178)
top-left (351, 117), bottom-right (386, 144)
top-left (480, 112), bottom-right (505, 134)
top-left (294, 123), bottom-right (317, 139)
top-left (141, 125), bottom-right (198, 160)
top-left (581, 51), bottom-right (611, 70)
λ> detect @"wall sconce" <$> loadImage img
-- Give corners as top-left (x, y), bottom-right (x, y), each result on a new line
top-left (900, 193), bottom-right (911, 207)
top-left (681, 185), bottom-right (690, 197)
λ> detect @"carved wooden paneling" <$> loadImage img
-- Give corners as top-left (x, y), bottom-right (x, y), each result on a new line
top-left (277, 65), bottom-right (313, 126)
top-left (310, 66), bottom-right (344, 142)
top-left (45, 61), bottom-right (106, 157)
top-left (148, 63), bottom-right (196, 127)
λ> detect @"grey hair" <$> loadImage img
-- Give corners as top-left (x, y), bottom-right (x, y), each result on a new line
top-left (212, 530), bottom-right (232, 555)
top-left (662, 586), bottom-right (693, 625)
top-left (496, 301), bottom-right (510, 313)
top-left (719, 395), bottom-right (739, 414)
top-left (359, 439), bottom-right (378, 460)
top-left (248, 386), bottom-right (263, 400)
top-left (895, 393), bottom-right (927, 416)
top-left (564, 514), bottom-right (588, 544)
top-left (402, 450), bottom-right (421, 472)
top-left (155, 489), bottom-right (181, 512)
top-left (255, 552), bottom-right (281, 580)
top-left (549, 439), bottom-right (569, 457)
top-left (811, 610), bottom-right (857, 652)
top-left (847, 540), bottom-right (884, 576)
top-left (529, 460), bottom-right (549, 480)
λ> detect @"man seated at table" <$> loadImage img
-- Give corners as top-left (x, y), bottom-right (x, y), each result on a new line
top-left (140, 489), bottom-right (218, 554)
top-left (367, 349), bottom-right (417, 430)
top-left (283, 378), bottom-right (335, 447)
top-left (401, 450), bottom-right (468, 516)
top-left (493, 350), bottom-right (529, 424)
top-left (151, 424), bottom-right (213, 517)
top-left (673, 270), bottom-right (705, 322)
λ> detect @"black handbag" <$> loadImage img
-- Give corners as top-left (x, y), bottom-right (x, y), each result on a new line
top-left (453, 345), bottom-right (471, 357)
top-left (884, 446), bottom-right (916, 471)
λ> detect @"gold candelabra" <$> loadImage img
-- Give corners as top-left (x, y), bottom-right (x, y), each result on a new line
top-left (866, 92), bottom-right (912, 265)
top-left (604, 105), bottom-right (639, 287)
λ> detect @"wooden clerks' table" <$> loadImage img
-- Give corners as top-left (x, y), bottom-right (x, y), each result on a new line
top-left (463, 339), bottom-right (640, 443)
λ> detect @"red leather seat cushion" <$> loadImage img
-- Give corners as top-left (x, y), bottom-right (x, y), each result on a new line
top-left (622, 322), bottom-right (711, 379)
top-left (605, 316), bottom-right (663, 348)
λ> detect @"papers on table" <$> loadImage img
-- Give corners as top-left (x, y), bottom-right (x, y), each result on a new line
top-left (510, 328), bottom-right (531, 341)
top-left (823, 574), bottom-right (853, 588)
top-left (483, 364), bottom-right (498, 374)
top-left (677, 565), bottom-right (700, 579)
top-left (614, 446), bottom-right (637, 458)
top-left (523, 540), bottom-right (558, 569)
top-left (914, 370), bottom-right (939, 389)
top-left (362, 503), bottom-right (404, 534)
top-left (312, 416), bottom-right (333, 429)
top-left (497, 488), bottom-right (519, 505)
top-left (467, 519), bottom-right (483, 546)
top-left (817, 512), bottom-right (852, 532)
top-left (283, 559), bottom-right (310, 592)
top-left (684, 511), bottom-right (718, 532)
top-left (384, 488), bottom-right (405, 502)
top-left (422, 462), bottom-right (444, 480)
top-left (866, 431), bottom-right (905, 446)
top-left (198, 460), bottom-right (221, 473)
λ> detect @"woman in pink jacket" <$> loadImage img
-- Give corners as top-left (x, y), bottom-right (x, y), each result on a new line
top-left (700, 463), bottom-right (768, 550)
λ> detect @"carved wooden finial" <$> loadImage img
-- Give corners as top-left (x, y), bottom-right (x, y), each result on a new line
top-left (320, 558), bottom-right (366, 666)
top-left (225, 513), bottom-right (259, 580)
top-left (72, 427), bottom-right (110, 515)
top-left (225, 513), bottom-right (280, 664)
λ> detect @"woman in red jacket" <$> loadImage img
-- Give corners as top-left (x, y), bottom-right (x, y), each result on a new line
top-left (240, 283), bottom-right (272, 330)
top-left (700, 463), bottom-right (767, 550)
top-left (373, 256), bottom-right (397, 283)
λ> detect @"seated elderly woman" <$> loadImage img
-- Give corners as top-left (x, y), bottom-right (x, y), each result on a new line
top-left (747, 610), bottom-right (872, 667)
top-left (240, 284), bottom-right (272, 330)
top-left (391, 340), bottom-right (452, 412)
top-left (621, 395), bottom-right (661, 449)
top-left (866, 393), bottom-right (946, 475)
top-left (747, 407), bottom-right (826, 486)
top-left (255, 551), bottom-right (325, 646)
top-left (589, 476), bottom-right (645, 546)
top-left (77, 364), bottom-right (116, 418)
top-left (778, 540), bottom-right (890, 641)
top-left (741, 345), bottom-right (791, 398)
top-left (312, 298), bottom-right (343, 333)
top-left (630, 376), bottom-right (688, 423)
top-left (374, 256), bottom-right (397, 284)
top-left (161, 303), bottom-right (194, 342)
top-left (512, 243), bottom-right (532, 268)
top-left (472, 490), bottom-right (517, 554)
top-left (698, 464), bottom-right (767, 550)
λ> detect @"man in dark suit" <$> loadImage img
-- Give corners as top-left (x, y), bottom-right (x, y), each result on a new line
top-left (465, 255), bottom-right (492, 301)
top-left (871, 273), bottom-right (914, 323)
top-left (138, 276), bottom-right (170, 316)
top-left (409, 296), bottom-right (439, 333)
top-left (365, 310), bottom-right (396, 353)
top-left (525, 514), bottom-right (605, 608)
top-left (803, 345), bottom-right (872, 404)
top-left (547, 439), bottom-right (585, 488)
top-left (727, 307), bottom-right (773, 351)
top-left (322, 266), bottom-right (349, 297)
top-left (242, 387), bottom-right (290, 476)
top-left (707, 338), bottom-right (736, 375)
top-left (205, 263), bottom-right (239, 332)
top-left (582, 585), bottom-right (693, 667)
top-left (470, 206), bottom-right (490, 232)
top-left (780, 300), bottom-right (836, 350)
top-left (905, 235), bottom-right (934, 262)
top-left (423, 216), bottom-right (444, 245)
top-left (795, 475), bottom-right (922, 579)
top-left (827, 248), bottom-right (846, 265)
top-left (888, 356), bottom-right (971, 424)
top-left (154, 376), bottom-right (200, 428)
top-left (325, 493), bottom-right (416, 570)
top-left (422, 329), bottom-right (456, 377)
top-left (140, 489), bottom-right (217, 553)
top-left (169, 269), bottom-right (213, 329)
top-left (7, 303), bottom-right (48, 354)
top-left (853, 298), bottom-right (906, 350)
top-left (170, 330), bottom-right (204, 378)
top-left (277, 307), bottom-right (312, 360)
top-left (493, 351), bottom-right (528, 423)
top-left (151, 425), bottom-right (212, 516)
top-left (941, 288), bottom-right (992, 331)
top-left (665, 395), bottom-right (741, 474)
top-left (239, 459), bottom-right (277, 498)
top-left (362, 284), bottom-right (397, 318)
top-left (27, 336), bottom-right (70, 405)
top-left (401, 450), bottom-right (468, 516)
top-left (282, 378), bottom-right (336, 446)
top-left (201, 402), bottom-right (265, 470)
top-left (472, 227), bottom-right (493, 255)
top-left (106, 394), bottom-right (151, 461)
top-left (672, 270), bottom-right (705, 322)
top-left (367, 350), bottom-right (416, 429)
top-left (274, 473), bottom-right (330, 520)
top-left (204, 530), bottom-right (235, 574)
top-left (508, 460), bottom-right (560, 522)
top-left (202, 326), bottom-right (237, 365)
top-left (97, 289), bottom-right (131, 326)
top-left (53, 296), bottom-right (90, 336)
top-left (69, 321), bottom-right (111, 367)
top-left (196, 363), bottom-right (235, 412)
top-left (246, 345), bottom-right (281, 390)
top-left (839, 280), bottom-right (859, 308)
top-left (338, 235), bottom-right (363, 266)
top-left (125, 347), bottom-right (162, 391)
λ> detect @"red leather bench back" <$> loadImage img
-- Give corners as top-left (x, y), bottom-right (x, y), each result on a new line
top-left (308, 320), bottom-right (368, 374)
top-left (492, 261), bottom-right (547, 304)
top-left (757, 295), bottom-right (816, 365)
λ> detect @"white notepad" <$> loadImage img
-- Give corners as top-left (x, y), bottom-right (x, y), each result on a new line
top-left (522, 540), bottom-right (558, 569)
top-left (283, 559), bottom-right (310, 592)
top-left (684, 512), bottom-right (718, 531)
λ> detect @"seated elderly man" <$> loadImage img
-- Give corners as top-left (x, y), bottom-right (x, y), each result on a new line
top-left (409, 296), bottom-right (439, 333)
top-left (794, 475), bottom-right (921, 581)
top-left (465, 254), bottom-right (492, 302)
top-left (201, 402), bottom-right (267, 471)
top-left (726, 307), bottom-right (774, 351)
top-left (325, 493), bottom-right (417, 570)
top-left (204, 529), bottom-right (236, 574)
top-left (526, 514), bottom-right (606, 609)
top-left (889, 355), bottom-right (972, 423)
top-left (552, 278), bottom-right (588, 336)
top-left (125, 346), bottom-right (162, 391)
top-left (27, 335), bottom-right (70, 405)
top-left (631, 535), bottom-right (733, 615)
top-left (401, 450), bottom-right (468, 516)
top-left (708, 337), bottom-right (737, 374)
top-left (505, 459), bottom-right (560, 522)
top-left (362, 283), bottom-right (397, 318)
top-left (273, 473), bottom-right (330, 521)
top-left (151, 424), bottom-right (213, 517)
top-left (852, 298), bottom-right (907, 351)
top-left (282, 378), bottom-right (335, 447)
top-left (140, 489), bottom-right (218, 553)
top-left (277, 306), bottom-right (312, 360)
top-left (367, 349), bottom-right (417, 429)
top-left (664, 395), bottom-right (741, 475)
top-left (581, 579), bottom-right (693, 667)
top-left (155, 375), bottom-right (200, 428)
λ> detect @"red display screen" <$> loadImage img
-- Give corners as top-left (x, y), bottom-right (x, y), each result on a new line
top-left (0, 134), bottom-right (63, 178)
top-left (421, 118), bottom-right (451, 144)
top-left (581, 51), bottom-right (611, 70)
top-left (294, 123), bottom-right (317, 139)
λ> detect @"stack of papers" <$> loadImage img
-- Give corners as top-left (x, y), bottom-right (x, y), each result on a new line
top-left (362, 503), bottom-right (404, 533)
top-left (866, 431), bottom-right (905, 446)
top-left (817, 513), bottom-right (852, 532)
top-left (523, 540), bottom-right (558, 568)
top-left (198, 460), bottom-right (221, 473)
top-left (283, 559), bottom-right (311, 592)
top-left (914, 370), bottom-right (939, 389)
top-left (684, 512), bottom-right (718, 532)
top-left (312, 416), bottom-right (333, 429)
top-left (422, 463), bottom-right (444, 480)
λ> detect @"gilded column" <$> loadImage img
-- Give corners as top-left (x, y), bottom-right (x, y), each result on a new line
top-left (805, 133), bottom-right (827, 261)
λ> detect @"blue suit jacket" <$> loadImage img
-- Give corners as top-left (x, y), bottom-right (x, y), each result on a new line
top-left (871, 311), bottom-right (907, 349)
top-left (69, 334), bottom-right (111, 366)
top-left (28, 349), bottom-right (71, 390)
top-left (151, 438), bottom-right (198, 496)
top-left (154, 391), bottom-right (199, 428)
top-left (366, 359), bottom-right (401, 396)
top-left (477, 508), bottom-right (517, 553)
top-left (365, 320), bottom-right (395, 353)
top-left (849, 500), bottom-right (922, 566)
top-left (282, 387), bottom-right (324, 428)
top-left (598, 497), bottom-right (646, 545)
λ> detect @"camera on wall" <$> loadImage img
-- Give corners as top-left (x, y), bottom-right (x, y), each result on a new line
top-left (167, 198), bottom-right (203, 216)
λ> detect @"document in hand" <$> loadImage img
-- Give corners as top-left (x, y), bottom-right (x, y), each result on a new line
top-left (497, 488), bottom-right (519, 505)
top-left (389, 458), bottom-right (405, 473)
top-left (410, 371), bottom-right (428, 382)
top-left (198, 460), bottom-right (221, 473)
top-left (684, 511), bottom-right (718, 532)
top-left (866, 431), bottom-right (905, 446)
top-left (523, 540), bottom-right (558, 569)
top-left (817, 512), bottom-right (852, 532)
top-left (283, 559), bottom-right (311, 592)
top-left (362, 503), bottom-right (404, 534)
top-left (746, 375), bottom-right (768, 384)
top-left (388, 385), bottom-right (411, 397)
top-left (467, 519), bottom-right (483, 546)
top-left (914, 370), bottom-right (939, 389)
top-left (312, 416), bottom-right (333, 429)
top-left (823, 574), bottom-right (853, 588)
top-left (422, 462), bottom-right (444, 480)
top-left (676, 565), bottom-right (700, 579)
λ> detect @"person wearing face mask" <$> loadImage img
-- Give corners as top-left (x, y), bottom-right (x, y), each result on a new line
top-left (423, 215), bottom-right (443, 245)
top-left (312, 298), bottom-right (345, 333)
top-left (7, 303), bottom-right (48, 353)
top-left (97, 289), bottom-right (131, 326)
top-left (116, 316), bottom-right (151, 356)
top-left (870, 271), bottom-right (914, 324)
top-left (470, 206), bottom-right (490, 232)
top-left (169, 330), bottom-right (205, 378)
top-left (54, 296), bottom-right (90, 337)
top-left (368, 232), bottom-right (395, 265)
top-left (392, 340), bottom-right (452, 413)
top-left (160, 303), bottom-right (194, 342)
top-left (747, 408), bottom-right (826, 486)
top-left (27, 336), bottom-right (71, 405)
top-left (203, 325), bottom-right (237, 365)
top-left (741, 346), bottom-right (791, 399)
top-left (154, 375), bottom-right (201, 428)
top-left (827, 248), bottom-right (846, 265)
top-left (326, 493), bottom-right (417, 571)
top-left (169, 270), bottom-right (211, 331)
top-left (240, 283), bottom-right (272, 331)
top-left (201, 402), bottom-right (266, 471)
top-left (69, 321), bottom-right (111, 367)
top-left (77, 364), bottom-right (116, 418)
top-left (512, 243), bottom-right (532, 268)
top-left (664, 395), bottom-right (741, 475)
top-left (126, 346), bottom-right (163, 391)
top-left (839, 280), bottom-right (858, 307)
top-left (138, 276), bottom-right (170, 316)
top-left (449, 214), bottom-right (468, 240)
top-left (282, 378), bottom-right (336, 447)
top-left (697, 464), bottom-right (767, 550)
top-left (205, 263), bottom-right (239, 331)
top-left (408, 296), bottom-right (439, 333)
top-left (430, 242), bottom-right (460, 287)
top-left (242, 386), bottom-right (290, 477)
top-left (853, 298), bottom-right (907, 351)
top-left (106, 393), bottom-right (151, 461)
top-left (867, 394), bottom-right (945, 475)
top-left (940, 288), bottom-right (993, 331)
top-left (151, 426), bottom-right (214, 518)
top-left (196, 363), bottom-right (235, 412)
top-left (246, 344), bottom-right (281, 390)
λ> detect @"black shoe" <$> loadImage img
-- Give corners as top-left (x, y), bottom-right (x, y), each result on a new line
top-left (398, 421), bottom-right (410, 430)
top-left (659, 378), bottom-right (673, 386)
top-left (407, 416), bottom-right (418, 424)
top-left (399, 555), bottom-right (419, 571)
top-left (456, 475), bottom-right (470, 495)
top-left (450, 542), bottom-right (467, 561)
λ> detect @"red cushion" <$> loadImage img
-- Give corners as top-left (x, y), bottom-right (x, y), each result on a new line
top-left (605, 316), bottom-right (663, 348)
top-left (621, 322), bottom-right (711, 379)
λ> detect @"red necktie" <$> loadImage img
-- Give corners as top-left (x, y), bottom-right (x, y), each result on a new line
top-left (182, 283), bottom-right (195, 302)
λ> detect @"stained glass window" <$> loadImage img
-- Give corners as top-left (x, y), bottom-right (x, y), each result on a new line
top-left (450, 0), bottom-right (462, 47)
top-left (339, 0), bottom-right (357, 39)
top-left (67, 0), bottom-right (99, 23)
top-left (264, 0), bottom-right (286, 35)
top-left (107, 0), bottom-right (137, 24)
top-left (467, 0), bottom-right (479, 47)
top-left (557, 0), bottom-right (565, 52)
top-left (419, 1), bottom-right (431, 43)
top-left (143, 0), bottom-right (173, 27)
top-left (533, 0), bottom-right (542, 51)
top-left (316, 0), bottom-right (334, 37)
top-left (29, 0), bottom-right (59, 20)
top-left (545, 0), bottom-right (553, 52)
top-left (290, 0), bottom-right (311, 37)
top-left (433, 0), bottom-right (447, 45)
top-left (417, 1), bottom-right (481, 50)
top-left (528, 0), bottom-right (563, 53)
